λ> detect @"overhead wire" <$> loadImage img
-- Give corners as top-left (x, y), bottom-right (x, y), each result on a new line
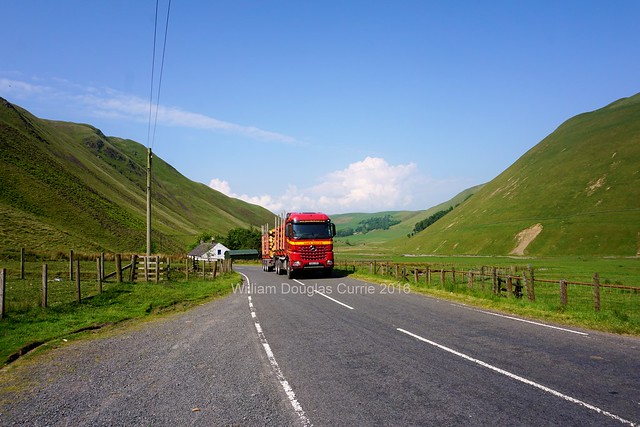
top-left (151, 0), bottom-right (171, 150)
top-left (146, 0), bottom-right (159, 149)
top-left (146, 0), bottom-right (171, 150)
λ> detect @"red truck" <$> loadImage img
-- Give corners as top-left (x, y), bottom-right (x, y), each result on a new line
top-left (261, 212), bottom-right (336, 279)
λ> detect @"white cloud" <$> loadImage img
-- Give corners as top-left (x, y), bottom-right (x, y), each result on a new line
top-left (209, 157), bottom-right (467, 214)
top-left (0, 77), bottom-right (60, 99)
top-left (1, 76), bottom-right (296, 143)
top-left (208, 178), bottom-right (233, 195)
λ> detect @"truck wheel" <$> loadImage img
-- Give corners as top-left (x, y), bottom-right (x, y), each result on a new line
top-left (287, 266), bottom-right (295, 280)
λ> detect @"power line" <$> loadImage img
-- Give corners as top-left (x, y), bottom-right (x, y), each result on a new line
top-left (146, 0), bottom-right (171, 150)
top-left (151, 0), bottom-right (171, 149)
top-left (146, 0), bottom-right (159, 149)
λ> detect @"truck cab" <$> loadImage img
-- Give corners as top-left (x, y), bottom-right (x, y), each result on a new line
top-left (262, 212), bottom-right (336, 279)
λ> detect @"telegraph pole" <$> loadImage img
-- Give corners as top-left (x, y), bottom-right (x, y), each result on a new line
top-left (146, 147), bottom-right (152, 256)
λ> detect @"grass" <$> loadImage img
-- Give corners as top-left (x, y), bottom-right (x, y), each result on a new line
top-left (0, 272), bottom-right (241, 366)
top-left (389, 93), bottom-right (640, 257)
top-left (338, 259), bottom-right (640, 335)
top-left (1, 101), bottom-right (274, 254)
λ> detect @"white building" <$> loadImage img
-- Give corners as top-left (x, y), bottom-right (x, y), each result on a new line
top-left (187, 240), bottom-right (229, 262)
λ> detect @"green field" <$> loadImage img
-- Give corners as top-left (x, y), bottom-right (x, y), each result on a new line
top-left (335, 253), bottom-right (640, 335)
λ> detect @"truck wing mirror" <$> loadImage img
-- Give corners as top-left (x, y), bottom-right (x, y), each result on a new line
top-left (331, 223), bottom-right (336, 237)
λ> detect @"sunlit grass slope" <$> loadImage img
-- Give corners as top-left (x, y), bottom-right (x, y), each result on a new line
top-left (332, 185), bottom-right (484, 254)
top-left (393, 93), bottom-right (640, 256)
top-left (0, 98), bottom-right (273, 253)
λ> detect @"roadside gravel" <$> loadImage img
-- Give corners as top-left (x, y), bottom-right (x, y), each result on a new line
top-left (0, 291), bottom-right (299, 426)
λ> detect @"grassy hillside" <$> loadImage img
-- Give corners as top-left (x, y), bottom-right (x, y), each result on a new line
top-left (393, 93), bottom-right (640, 256)
top-left (332, 184), bottom-right (484, 254)
top-left (0, 98), bottom-right (273, 254)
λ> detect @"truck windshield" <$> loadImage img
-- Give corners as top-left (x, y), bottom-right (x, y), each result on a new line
top-left (292, 222), bottom-right (333, 239)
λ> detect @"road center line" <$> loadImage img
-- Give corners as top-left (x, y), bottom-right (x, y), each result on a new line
top-left (240, 273), bottom-right (312, 427)
top-left (292, 278), bottom-right (355, 310)
top-left (451, 303), bottom-right (589, 336)
top-left (397, 328), bottom-right (634, 426)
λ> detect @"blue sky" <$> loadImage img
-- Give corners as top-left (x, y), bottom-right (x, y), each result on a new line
top-left (2, 1), bottom-right (639, 214)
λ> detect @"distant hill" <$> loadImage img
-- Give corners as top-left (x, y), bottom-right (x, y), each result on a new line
top-left (0, 98), bottom-right (273, 254)
top-left (331, 184), bottom-right (484, 250)
top-left (393, 93), bottom-right (640, 256)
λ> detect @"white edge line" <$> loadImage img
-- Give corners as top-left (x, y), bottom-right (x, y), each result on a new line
top-left (397, 328), bottom-right (635, 426)
top-left (291, 278), bottom-right (355, 310)
top-left (451, 303), bottom-right (589, 336)
top-left (239, 272), bottom-right (312, 427)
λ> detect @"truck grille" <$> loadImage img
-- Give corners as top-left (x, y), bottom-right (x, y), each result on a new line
top-left (300, 245), bottom-right (328, 261)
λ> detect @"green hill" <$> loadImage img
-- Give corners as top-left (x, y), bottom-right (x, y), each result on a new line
top-left (394, 93), bottom-right (640, 256)
top-left (331, 184), bottom-right (484, 252)
top-left (0, 98), bottom-right (273, 254)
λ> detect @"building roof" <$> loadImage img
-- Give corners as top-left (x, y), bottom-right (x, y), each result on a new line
top-left (228, 249), bottom-right (259, 256)
top-left (188, 241), bottom-right (229, 257)
top-left (188, 242), bottom-right (213, 257)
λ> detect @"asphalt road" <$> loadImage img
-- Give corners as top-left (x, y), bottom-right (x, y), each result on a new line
top-left (1, 265), bottom-right (638, 426)
top-left (235, 265), bottom-right (639, 426)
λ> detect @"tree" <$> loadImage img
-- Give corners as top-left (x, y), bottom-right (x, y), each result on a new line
top-left (222, 227), bottom-right (261, 251)
top-left (413, 206), bottom-right (454, 234)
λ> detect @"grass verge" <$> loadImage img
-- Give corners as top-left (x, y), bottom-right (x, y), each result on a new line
top-left (0, 273), bottom-right (241, 366)
top-left (343, 269), bottom-right (640, 336)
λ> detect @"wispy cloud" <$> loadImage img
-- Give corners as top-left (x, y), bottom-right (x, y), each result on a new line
top-left (210, 157), bottom-right (470, 214)
top-left (0, 76), bottom-right (296, 143)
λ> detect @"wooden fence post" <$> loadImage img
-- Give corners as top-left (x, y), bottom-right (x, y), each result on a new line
top-left (155, 256), bottom-right (159, 283)
top-left (42, 264), bottom-right (48, 308)
top-left (560, 280), bottom-right (568, 306)
top-left (213, 260), bottom-right (218, 279)
top-left (452, 267), bottom-right (456, 284)
top-left (101, 252), bottom-right (105, 281)
top-left (166, 257), bottom-right (171, 281)
top-left (130, 254), bottom-right (138, 282)
top-left (492, 267), bottom-right (497, 294)
top-left (115, 254), bottom-right (122, 283)
top-left (468, 271), bottom-right (474, 289)
top-left (69, 249), bottom-right (74, 281)
top-left (96, 258), bottom-right (102, 293)
top-left (20, 247), bottom-right (25, 280)
top-left (527, 265), bottom-right (536, 301)
top-left (506, 275), bottom-right (513, 297)
top-left (76, 258), bottom-right (81, 303)
top-left (144, 256), bottom-right (149, 282)
top-left (593, 273), bottom-right (601, 312)
top-left (440, 269), bottom-right (445, 286)
top-left (427, 267), bottom-right (431, 285)
top-left (1, 268), bottom-right (6, 318)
